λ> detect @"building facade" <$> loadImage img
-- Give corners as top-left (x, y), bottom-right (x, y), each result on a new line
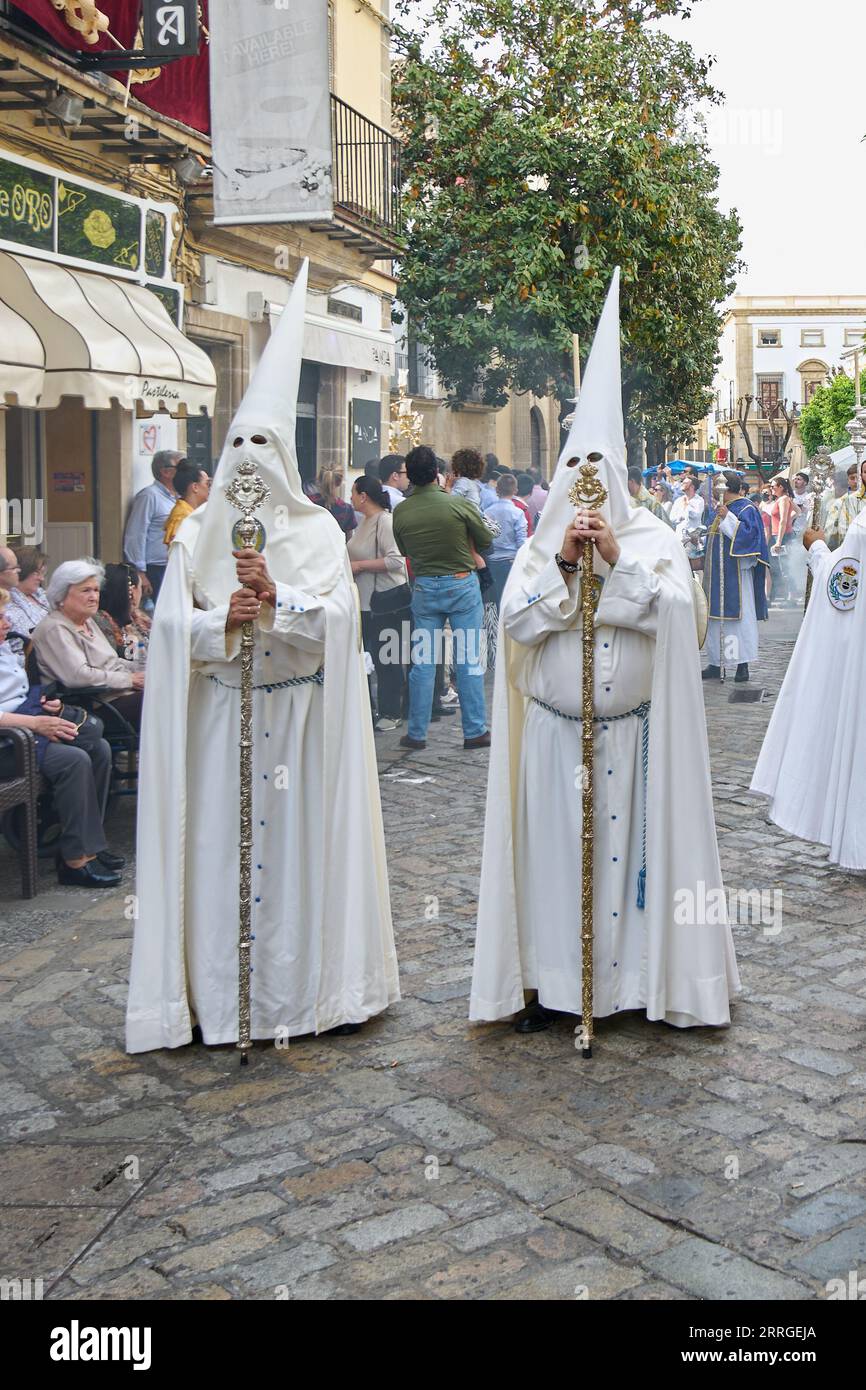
top-left (707, 295), bottom-right (866, 472)
top-left (0, 0), bottom-right (401, 564)
top-left (391, 326), bottom-right (563, 476)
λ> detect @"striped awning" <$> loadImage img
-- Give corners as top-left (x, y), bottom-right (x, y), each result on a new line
top-left (0, 251), bottom-right (216, 416)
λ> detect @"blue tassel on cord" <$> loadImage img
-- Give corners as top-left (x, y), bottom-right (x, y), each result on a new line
top-left (637, 867), bottom-right (646, 911)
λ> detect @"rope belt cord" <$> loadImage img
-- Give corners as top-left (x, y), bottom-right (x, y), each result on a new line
top-left (531, 696), bottom-right (650, 910)
top-left (205, 669), bottom-right (324, 692)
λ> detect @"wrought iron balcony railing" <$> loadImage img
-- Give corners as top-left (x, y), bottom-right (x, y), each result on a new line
top-left (327, 93), bottom-right (403, 257)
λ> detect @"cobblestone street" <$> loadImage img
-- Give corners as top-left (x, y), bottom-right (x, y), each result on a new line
top-left (2, 607), bottom-right (866, 1302)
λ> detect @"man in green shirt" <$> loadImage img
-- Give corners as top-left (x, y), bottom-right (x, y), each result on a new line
top-left (392, 446), bottom-right (492, 750)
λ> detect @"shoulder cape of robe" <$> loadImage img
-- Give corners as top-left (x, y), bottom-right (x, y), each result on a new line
top-left (751, 516), bottom-right (866, 868)
top-left (704, 498), bottom-right (770, 622)
top-left (125, 510), bottom-right (399, 1052)
top-left (470, 520), bottom-right (740, 1026)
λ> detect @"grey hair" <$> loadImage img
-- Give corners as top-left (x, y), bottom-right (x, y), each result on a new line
top-left (46, 558), bottom-right (105, 610)
top-left (151, 449), bottom-right (184, 482)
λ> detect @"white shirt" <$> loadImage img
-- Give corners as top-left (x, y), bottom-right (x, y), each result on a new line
top-left (671, 493), bottom-right (704, 539)
top-left (383, 484), bottom-right (405, 509)
top-left (0, 641), bottom-right (30, 715)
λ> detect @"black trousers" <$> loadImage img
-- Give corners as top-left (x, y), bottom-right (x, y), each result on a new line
top-left (361, 609), bottom-right (407, 720)
top-left (0, 715), bottom-right (111, 860)
top-left (146, 563), bottom-right (167, 601)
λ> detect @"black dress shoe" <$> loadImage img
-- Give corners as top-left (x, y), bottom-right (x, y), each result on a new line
top-left (514, 1002), bottom-right (561, 1034)
top-left (399, 735), bottom-right (426, 750)
top-left (735, 663), bottom-right (750, 683)
top-left (324, 1022), bottom-right (362, 1036)
top-left (464, 732), bottom-right (491, 750)
top-left (57, 859), bottom-right (122, 889)
top-left (97, 850), bottom-right (126, 871)
top-left (701, 665), bottom-right (721, 680)
top-left (189, 1023), bottom-right (203, 1045)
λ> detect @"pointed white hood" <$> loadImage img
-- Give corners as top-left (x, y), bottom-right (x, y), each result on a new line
top-left (518, 268), bottom-right (650, 586)
top-left (189, 259), bottom-right (345, 606)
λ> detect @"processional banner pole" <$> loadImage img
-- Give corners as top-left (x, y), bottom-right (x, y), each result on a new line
top-left (713, 474), bottom-right (727, 682)
top-left (568, 460), bottom-right (608, 1060)
top-left (226, 460), bottom-right (271, 1066)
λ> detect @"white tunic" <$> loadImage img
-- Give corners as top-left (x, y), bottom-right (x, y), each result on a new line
top-left (506, 558), bottom-right (654, 1018)
top-left (126, 537), bottom-right (400, 1052)
top-left (705, 512), bottom-right (760, 666)
top-left (752, 522), bottom-right (866, 867)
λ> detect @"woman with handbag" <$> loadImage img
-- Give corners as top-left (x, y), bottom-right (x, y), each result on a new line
top-left (0, 589), bottom-right (123, 888)
top-left (348, 476), bottom-right (410, 731)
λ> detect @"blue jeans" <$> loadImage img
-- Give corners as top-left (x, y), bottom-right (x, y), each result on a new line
top-left (408, 574), bottom-right (487, 740)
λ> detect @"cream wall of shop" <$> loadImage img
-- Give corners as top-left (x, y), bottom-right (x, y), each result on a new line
top-left (333, 0), bottom-right (391, 129)
top-left (200, 259), bottom-right (391, 485)
top-left (398, 391), bottom-right (562, 477)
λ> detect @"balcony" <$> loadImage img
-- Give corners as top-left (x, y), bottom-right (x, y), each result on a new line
top-left (306, 95), bottom-right (403, 259)
top-left (0, 21), bottom-right (403, 260)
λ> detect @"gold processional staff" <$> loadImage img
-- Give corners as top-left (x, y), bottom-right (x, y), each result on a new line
top-left (226, 458), bottom-right (272, 1066)
top-left (567, 459), bottom-right (608, 1060)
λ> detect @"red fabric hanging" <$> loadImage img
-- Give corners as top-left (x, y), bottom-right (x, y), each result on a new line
top-left (9, 1), bottom-right (211, 133)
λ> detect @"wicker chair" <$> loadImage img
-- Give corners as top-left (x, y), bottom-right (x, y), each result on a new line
top-left (0, 726), bottom-right (39, 898)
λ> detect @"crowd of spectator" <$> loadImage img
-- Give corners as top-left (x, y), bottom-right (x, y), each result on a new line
top-left (0, 438), bottom-right (551, 888)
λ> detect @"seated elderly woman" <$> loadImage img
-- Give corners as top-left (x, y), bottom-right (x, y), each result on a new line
top-left (6, 546), bottom-right (50, 643)
top-left (31, 559), bottom-right (145, 729)
top-left (0, 589), bottom-right (124, 887)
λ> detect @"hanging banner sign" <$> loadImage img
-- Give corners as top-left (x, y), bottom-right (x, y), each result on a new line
top-left (208, 0), bottom-right (334, 226)
top-left (142, 0), bottom-right (200, 60)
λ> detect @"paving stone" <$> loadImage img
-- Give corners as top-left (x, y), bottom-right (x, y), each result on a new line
top-left (646, 1236), bottom-right (812, 1300)
top-left (162, 1226), bottom-right (275, 1275)
top-left (386, 1097), bottom-right (494, 1151)
top-left (445, 1207), bottom-right (543, 1252)
top-left (574, 1143), bottom-right (658, 1185)
top-left (456, 1139), bottom-right (584, 1207)
top-left (228, 1240), bottom-right (339, 1292)
top-left (495, 1254), bottom-right (644, 1301)
top-left (780, 1047), bottom-right (854, 1077)
top-left (282, 1161), bottom-right (372, 1201)
top-left (546, 1189), bottom-right (685, 1257)
top-left (204, 1152), bottom-right (309, 1193)
top-left (790, 1225), bottom-right (866, 1282)
top-left (338, 1202), bottom-right (450, 1252)
top-left (774, 1145), bottom-right (866, 1198)
top-left (780, 1190), bottom-right (866, 1238)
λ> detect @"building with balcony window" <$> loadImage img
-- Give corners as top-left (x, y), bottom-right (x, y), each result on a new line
top-left (390, 319), bottom-right (562, 476)
top-left (706, 295), bottom-right (866, 473)
top-left (0, 0), bottom-right (401, 564)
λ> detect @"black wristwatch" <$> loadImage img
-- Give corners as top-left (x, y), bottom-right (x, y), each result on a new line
top-left (555, 551), bottom-right (579, 574)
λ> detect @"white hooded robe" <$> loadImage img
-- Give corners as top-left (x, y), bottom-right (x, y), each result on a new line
top-left (470, 270), bottom-right (740, 1028)
top-left (126, 263), bottom-right (399, 1051)
top-left (751, 514), bottom-right (866, 869)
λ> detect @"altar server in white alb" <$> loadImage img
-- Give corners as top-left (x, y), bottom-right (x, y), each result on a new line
top-left (126, 261), bottom-right (399, 1052)
top-left (470, 270), bottom-right (739, 1034)
top-left (751, 512), bottom-right (866, 870)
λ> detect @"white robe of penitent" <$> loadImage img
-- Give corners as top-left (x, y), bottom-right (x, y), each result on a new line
top-left (126, 516), bottom-right (400, 1051)
top-left (751, 515), bottom-right (866, 868)
top-left (705, 511), bottom-right (760, 667)
top-left (471, 528), bottom-right (741, 1028)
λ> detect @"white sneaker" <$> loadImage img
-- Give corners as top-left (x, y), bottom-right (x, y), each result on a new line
top-left (375, 717), bottom-right (399, 732)
top-left (440, 688), bottom-right (459, 705)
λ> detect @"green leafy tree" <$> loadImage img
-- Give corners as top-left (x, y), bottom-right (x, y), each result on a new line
top-left (799, 368), bottom-right (866, 457)
top-left (393, 0), bottom-right (742, 463)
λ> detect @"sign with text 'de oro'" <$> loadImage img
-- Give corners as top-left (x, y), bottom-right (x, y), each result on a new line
top-left (142, 0), bottom-right (200, 60)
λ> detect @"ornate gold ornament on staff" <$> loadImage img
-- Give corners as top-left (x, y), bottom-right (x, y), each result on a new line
top-left (567, 459), bottom-right (608, 1060)
top-left (226, 459), bottom-right (271, 1066)
top-left (713, 474), bottom-right (728, 682)
top-left (804, 447), bottom-right (833, 612)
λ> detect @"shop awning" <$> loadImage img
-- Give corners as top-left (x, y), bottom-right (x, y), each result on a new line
top-left (269, 302), bottom-right (395, 377)
top-left (0, 296), bottom-right (46, 408)
top-left (0, 252), bottom-right (216, 416)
